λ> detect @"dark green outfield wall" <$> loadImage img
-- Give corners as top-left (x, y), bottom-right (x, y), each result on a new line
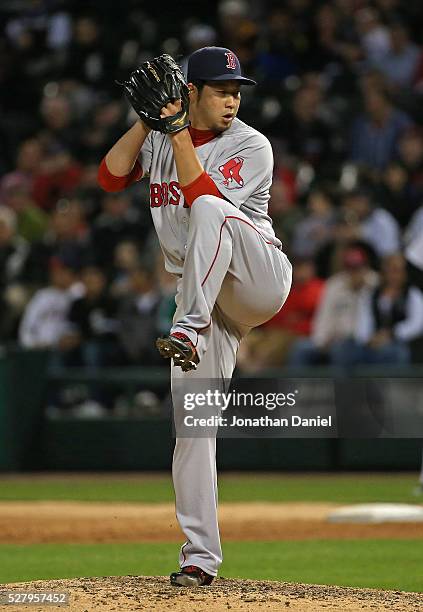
top-left (0, 349), bottom-right (49, 471)
top-left (0, 350), bottom-right (422, 471)
top-left (41, 421), bottom-right (422, 471)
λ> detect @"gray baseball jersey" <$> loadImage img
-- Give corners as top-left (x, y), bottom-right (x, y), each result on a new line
top-left (137, 119), bottom-right (292, 577)
top-left (138, 117), bottom-right (281, 274)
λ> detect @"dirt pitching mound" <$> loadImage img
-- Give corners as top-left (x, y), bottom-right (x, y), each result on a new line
top-left (1, 576), bottom-right (422, 612)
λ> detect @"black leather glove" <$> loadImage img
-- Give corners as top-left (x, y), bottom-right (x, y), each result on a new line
top-left (119, 54), bottom-right (190, 134)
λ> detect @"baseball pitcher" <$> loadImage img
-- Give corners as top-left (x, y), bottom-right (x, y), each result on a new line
top-left (98, 47), bottom-right (292, 586)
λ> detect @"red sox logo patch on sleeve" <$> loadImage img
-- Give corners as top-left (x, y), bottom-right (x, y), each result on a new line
top-left (218, 157), bottom-right (245, 189)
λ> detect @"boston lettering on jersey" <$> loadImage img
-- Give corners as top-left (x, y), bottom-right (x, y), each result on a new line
top-left (150, 181), bottom-right (189, 208)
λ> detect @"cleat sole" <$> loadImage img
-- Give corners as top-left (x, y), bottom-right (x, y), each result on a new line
top-left (155, 337), bottom-right (198, 372)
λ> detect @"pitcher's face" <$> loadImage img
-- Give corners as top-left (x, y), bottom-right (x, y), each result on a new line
top-left (190, 81), bottom-right (241, 133)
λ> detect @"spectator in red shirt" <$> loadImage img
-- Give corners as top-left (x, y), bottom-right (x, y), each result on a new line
top-left (237, 257), bottom-right (324, 372)
top-left (31, 151), bottom-right (82, 211)
top-left (266, 257), bottom-right (325, 336)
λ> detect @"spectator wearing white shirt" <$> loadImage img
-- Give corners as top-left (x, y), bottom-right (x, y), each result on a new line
top-left (343, 188), bottom-right (401, 257)
top-left (19, 256), bottom-right (83, 349)
top-left (288, 246), bottom-right (378, 366)
top-left (405, 206), bottom-right (423, 251)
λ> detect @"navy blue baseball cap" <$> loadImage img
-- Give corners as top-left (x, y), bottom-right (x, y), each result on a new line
top-left (187, 46), bottom-right (256, 86)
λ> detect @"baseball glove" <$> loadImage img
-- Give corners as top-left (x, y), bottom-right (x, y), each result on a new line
top-left (119, 54), bottom-right (190, 134)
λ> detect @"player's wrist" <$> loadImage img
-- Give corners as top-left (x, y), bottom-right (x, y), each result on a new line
top-left (168, 127), bottom-right (190, 144)
top-left (136, 119), bottom-right (151, 135)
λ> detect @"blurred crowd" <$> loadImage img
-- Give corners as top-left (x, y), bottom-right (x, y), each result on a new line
top-left (1, 0), bottom-right (423, 385)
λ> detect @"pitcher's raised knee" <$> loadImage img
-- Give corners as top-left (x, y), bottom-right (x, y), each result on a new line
top-left (191, 194), bottom-right (234, 221)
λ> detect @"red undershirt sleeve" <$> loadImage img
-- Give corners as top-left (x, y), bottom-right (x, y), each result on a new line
top-left (97, 157), bottom-right (143, 192)
top-left (180, 170), bottom-right (222, 207)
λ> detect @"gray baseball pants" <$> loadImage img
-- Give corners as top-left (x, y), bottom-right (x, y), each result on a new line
top-left (170, 194), bottom-right (292, 575)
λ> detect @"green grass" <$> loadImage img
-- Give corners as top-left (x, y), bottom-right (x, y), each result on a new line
top-left (0, 541), bottom-right (421, 592)
top-left (0, 473), bottom-right (420, 504)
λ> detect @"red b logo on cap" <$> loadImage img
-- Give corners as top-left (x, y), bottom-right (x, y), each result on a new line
top-left (225, 51), bottom-right (237, 70)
